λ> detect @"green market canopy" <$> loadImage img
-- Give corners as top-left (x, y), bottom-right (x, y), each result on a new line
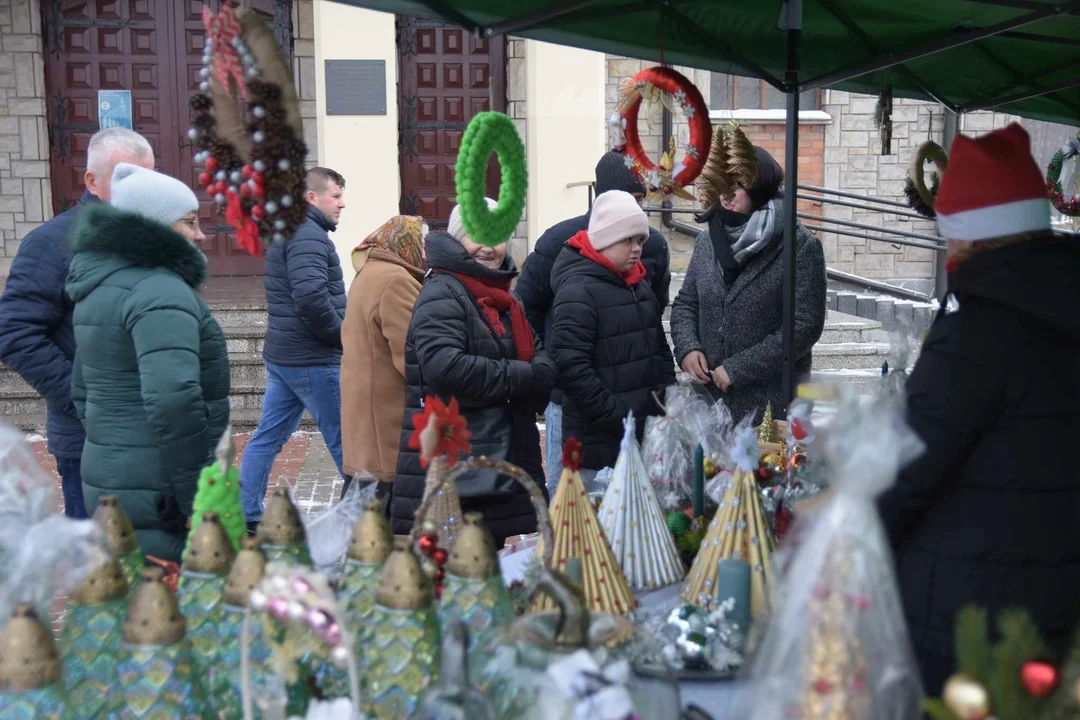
top-left (329, 0), bottom-right (1080, 126)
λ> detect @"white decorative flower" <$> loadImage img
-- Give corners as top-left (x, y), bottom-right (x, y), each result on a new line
top-left (673, 90), bottom-right (687, 106)
top-left (623, 154), bottom-right (635, 169)
top-left (683, 104), bottom-right (696, 119)
top-left (686, 145), bottom-right (699, 159)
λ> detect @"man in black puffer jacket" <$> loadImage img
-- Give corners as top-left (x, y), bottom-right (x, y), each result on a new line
top-left (550, 191), bottom-right (675, 475)
top-left (517, 151), bottom-right (671, 489)
top-left (392, 221), bottom-right (556, 548)
top-left (241, 167), bottom-right (348, 525)
top-left (878, 124), bottom-right (1080, 695)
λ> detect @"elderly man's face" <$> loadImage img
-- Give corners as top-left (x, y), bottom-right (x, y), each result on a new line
top-left (85, 150), bottom-right (154, 202)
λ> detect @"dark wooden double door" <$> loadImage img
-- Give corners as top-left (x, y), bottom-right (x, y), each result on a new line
top-left (43, 0), bottom-right (292, 275)
top-left (396, 16), bottom-right (506, 231)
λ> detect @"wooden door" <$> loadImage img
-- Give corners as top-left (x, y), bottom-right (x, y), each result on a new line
top-left (44, 0), bottom-right (292, 276)
top-left (396, 16), bottom-right (506, 232)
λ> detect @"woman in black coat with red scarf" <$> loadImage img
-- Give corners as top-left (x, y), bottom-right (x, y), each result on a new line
top-left (392, 204), bottom-right (557, 547)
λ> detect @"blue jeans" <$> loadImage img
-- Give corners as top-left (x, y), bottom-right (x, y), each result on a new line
top-left (240, 362), bottom-right (345, 522)
top-left (54, 455), bottom-right (87, 519)
top-left (544, 402), bottom-right (562, 497)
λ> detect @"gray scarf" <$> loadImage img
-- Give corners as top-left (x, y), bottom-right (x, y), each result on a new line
top-left (727, 197), bottom-right (781, 266)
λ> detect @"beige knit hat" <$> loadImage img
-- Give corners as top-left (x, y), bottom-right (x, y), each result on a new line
top-left (587, 190), bottom-right (649, 251)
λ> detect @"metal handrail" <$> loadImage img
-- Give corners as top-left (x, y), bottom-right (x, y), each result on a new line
top-left (797, 213), bottom-right (946, 245)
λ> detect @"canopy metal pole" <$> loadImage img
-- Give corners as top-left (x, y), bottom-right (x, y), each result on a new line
top-left (781, 0), bottom-right (802, 407)
top-left (958, 75), bottom-right (1080, 113)
top-left (936, 109), bottom-right (959, 301)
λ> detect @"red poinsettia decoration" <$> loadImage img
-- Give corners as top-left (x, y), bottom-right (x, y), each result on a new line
top-left (146, 556), bottom-right (181, 593)
top-left (408, 396), bottom-right (471, 468)
top-left (561, 437), bottom-right (583, 472)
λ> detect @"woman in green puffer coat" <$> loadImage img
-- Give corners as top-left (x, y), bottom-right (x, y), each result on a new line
top-left (66, 163), bottom-right (230, 562)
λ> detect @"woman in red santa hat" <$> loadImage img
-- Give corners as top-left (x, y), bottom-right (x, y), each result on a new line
top-left (878, 122), bottom-right (1080, 694)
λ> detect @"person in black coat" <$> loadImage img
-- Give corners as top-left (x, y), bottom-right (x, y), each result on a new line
top-left (0, 127), bottom-right (154, 518)
top-left (392, 204), bottom-right (556, 548)
top-left (877, 123), bottom-right (1080, 695)
top-left (240, 167), bottom-right (348, 525)
top-left (550, 190), bottom-right (675, 475)
top-left (517, 151), bottom-right (671, 490)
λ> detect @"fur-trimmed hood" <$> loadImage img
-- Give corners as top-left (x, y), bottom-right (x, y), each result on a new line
top-left (66, 203), bottom-right (208, 301)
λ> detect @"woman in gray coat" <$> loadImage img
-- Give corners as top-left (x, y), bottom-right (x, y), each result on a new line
top-left (670, 146), bottom-right (826, 424)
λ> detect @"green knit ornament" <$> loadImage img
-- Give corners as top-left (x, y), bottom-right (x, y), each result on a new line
top-left (186, 464), bottom-right (245, 556)
top-left (667, 510), bottom-right (692, 539)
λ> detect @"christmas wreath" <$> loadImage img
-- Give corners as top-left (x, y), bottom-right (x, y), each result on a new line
top-left (610, 66), bottom-right (712, 202)
top-left (906, 140), bottom-right (948, 219)
top-left (1046, 136), bottom-right (1080, 216)
top-left (454, 112), bottom-right (527, 248)
top-left (188, 5), bottom-right (308, 257)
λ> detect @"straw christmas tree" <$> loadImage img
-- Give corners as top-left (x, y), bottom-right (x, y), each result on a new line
top-left (186, 428), bottom-right (245, 557)
top-left (682, 425), bottom-right (776, 616)
top-left (724, 120), bottom-right (759, 191)
top-left (598, 412), bottom-right (685, 590)
top-left (697, 126), bottom-right (733, 207)
top-left (534, 438), bottom-right (637, 615)
top-left (409, 396), bottom-right (470, 548)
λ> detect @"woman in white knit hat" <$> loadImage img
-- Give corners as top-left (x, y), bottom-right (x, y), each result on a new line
top-left (65, 163), bottom-right (230, 563)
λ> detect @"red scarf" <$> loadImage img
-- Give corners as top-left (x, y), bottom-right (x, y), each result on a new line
top-left (568, 230), bottom-right (647, 285)
top-left (440, 271), bottom-right (535, 362)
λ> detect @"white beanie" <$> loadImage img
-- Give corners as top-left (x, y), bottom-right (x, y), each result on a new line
top-left (109, 163), bottom-right (199, 229)
top-left (447, 197), bottom-right (497, 243)
top-left (587, 190), bottom-right (649, 251)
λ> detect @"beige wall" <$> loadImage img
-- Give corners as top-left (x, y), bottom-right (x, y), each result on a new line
top-left (313, 2), bottom-right (399, 283)
top-left (525, 41), bottom-right (606, 245)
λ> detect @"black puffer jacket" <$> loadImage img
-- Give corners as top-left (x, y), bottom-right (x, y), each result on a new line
top-left (516, 211), bottom-right (671, 344)
top-left (392, 232), bottom-right (556, 545)
top-left (878, 235), bottom-right (1080, 695)
top-left (263, 207), bottom-right (347, 366)
top-left (550, 239), bottom-right (675, 470)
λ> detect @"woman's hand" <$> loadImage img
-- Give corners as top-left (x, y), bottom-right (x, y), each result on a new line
top-left (713, 365), bottom-right (732, 392)
top-left (680, 351), bottom-right (711, 383)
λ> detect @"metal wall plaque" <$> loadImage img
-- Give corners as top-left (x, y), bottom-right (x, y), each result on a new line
top-left (325, 60), bottom-right (387, 116)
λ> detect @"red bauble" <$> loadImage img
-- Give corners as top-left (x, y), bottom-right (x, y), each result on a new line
top-left (1020, 661), bottom-right (1059, 698)
top-left (434, 583), bottom-right (444, 600)
top-left (251, 171), bottom-right (265, 186)
top-left (241, 164), bottom-right (254, 180)
top-left (433, 568), bottom-right (445, 583)
top-left (432, 548), bottom-right (448, 566)
top-left (251, 204), bottom-right (266, 220)
top-left (205, 156), bottom-right (218, 172)
top-left (198, 171), bottom-right (212, 186)
top-left (417, 534), bottom-right (436, 556)
top-left (253, 184), bottom-right (266, 200)
top-left (240, 184), bottom-right (252, 198)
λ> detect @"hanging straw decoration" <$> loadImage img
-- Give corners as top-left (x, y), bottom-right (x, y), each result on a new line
top-left (724, 120), bottom-right (759, 192)
top-left (697, 126), bottom-right (733, 207)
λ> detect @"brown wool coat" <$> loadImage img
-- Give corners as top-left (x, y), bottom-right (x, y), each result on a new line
top-left (341, 247), bottom-right (424, 480)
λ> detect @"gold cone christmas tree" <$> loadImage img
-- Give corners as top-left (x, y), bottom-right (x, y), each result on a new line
top-left (682, 426), bottom-right (776, 616)
top-left (724, 120), bottom-right (759, 192)
top-left (598, 413), bottom-right (685, 590)
top-left (534, 438), bottom-right (637, 615)
top-left (92, 494), bottom-right (143, 590)
top-left (697, 126), bottom-right (733, 207)
top-left (409, 397), bottom-right (470, 549)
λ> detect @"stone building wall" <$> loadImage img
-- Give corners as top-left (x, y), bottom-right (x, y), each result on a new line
top-left (0, 0), bottom-right (49, 278)
top-left (505, 37), bottom-right (529, 263)
top-left (294, 0), bottom-right (318, 169)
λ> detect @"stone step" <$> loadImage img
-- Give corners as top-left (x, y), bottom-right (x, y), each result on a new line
top-left (810, 369), bottom-right (883, 395)
top-left (811, 342), bottom-right (891, 371)
top-left (223, 326), bottom-right (265, 354)
top-left (830, 290), bottom-right (937, 337)
top-left (3, 407), bottom-right (316, 436)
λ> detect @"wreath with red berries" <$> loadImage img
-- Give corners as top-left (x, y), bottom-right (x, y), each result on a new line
top-left (1046, 137), bottom-right (1080, 217)
top-left (609, 66), bottom-right (712, 202)
top-left (188, 4), bottom-right (308, 256)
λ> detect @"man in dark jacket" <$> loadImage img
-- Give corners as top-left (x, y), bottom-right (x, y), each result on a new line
top-left (0, 128), bottom-right (153, 518)
top-left (517, 151), bottom-right (671, 488)
top-left (878, 124), bottom-right (1080, 695)
top-left (240, 167), bottom-right (348, 525)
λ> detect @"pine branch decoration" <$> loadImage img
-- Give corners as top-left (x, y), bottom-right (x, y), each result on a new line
top-left (697, 126), bottom-right (733, 207)
top-left (990, 609), bottom-right (1050, 720)
top-left (724, 120), bottom-right (758, 193)
top-left (955, 605), bottom-right (992, 681)
top-left (1040, 627), bottom-right (1080, 720)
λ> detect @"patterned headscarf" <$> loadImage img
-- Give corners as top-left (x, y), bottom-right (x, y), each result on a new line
top-left (358, 215), bottom-right (426, 269)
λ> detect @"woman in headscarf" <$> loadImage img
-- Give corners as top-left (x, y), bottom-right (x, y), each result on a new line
top-left (341, 215), bottom-right (427, 495)
top-left (392, 200), bottom-right (557, 548)
top-left (670, 145), bottom-right (827, 424)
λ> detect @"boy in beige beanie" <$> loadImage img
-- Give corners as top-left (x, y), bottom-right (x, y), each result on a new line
top-left (548, 191), bottom-right (675, 481)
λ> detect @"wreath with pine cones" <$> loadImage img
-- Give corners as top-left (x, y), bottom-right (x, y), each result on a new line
top-left (1046, 136), bottom-right (1080, 217)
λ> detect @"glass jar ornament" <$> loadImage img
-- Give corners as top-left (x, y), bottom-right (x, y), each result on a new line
top-left (116, 567), bottom-right (205, 718)
top-left (92, 494), bottom-right (144, 591)
top-left (177, 511), bottom-right (237, 717)
top-left (0, 604), bottom-right (74, 719)
top-left (58, 556), bottom-right (129, 719)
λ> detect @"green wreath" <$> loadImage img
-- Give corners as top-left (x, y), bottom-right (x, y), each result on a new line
top-left (454, 112), bottom-right (527, 247)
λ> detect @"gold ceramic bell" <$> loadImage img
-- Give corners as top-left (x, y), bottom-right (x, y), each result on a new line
top-left (223, 537), bottom-right (266, 608)
top-left (70, 556), bottom-right (129, 606)
top-left (347, 499), bottom-right (393, 564)
top-left (122, 567), bottom-right (186, 646)
top-left (183, 511), bottom-right (236, 575)
top-left (93, 495), bottom-right (137, 555)
top-left (376, 543), bottom-right (433, 611)
top-left (0, 604), bottom-right (62, 692)
top-left (257, 488), bottom-right (306, 545)
top-left (446, 512), bottom-right (494, 579)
